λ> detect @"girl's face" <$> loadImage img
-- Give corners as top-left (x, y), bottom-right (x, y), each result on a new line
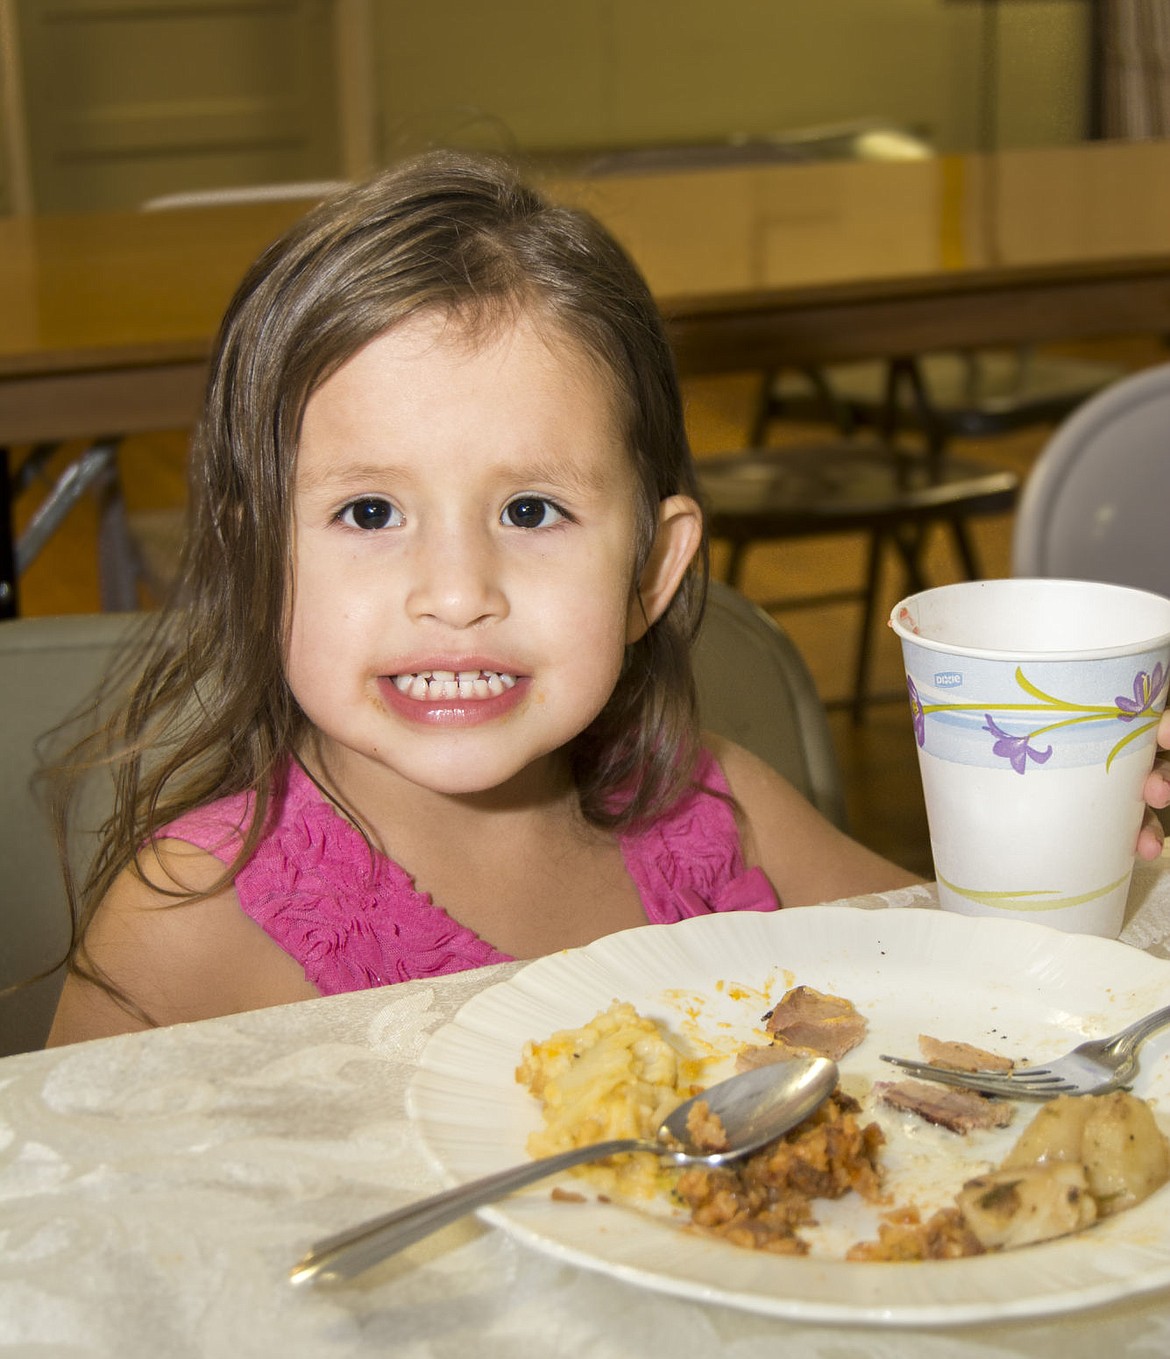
top-left (286, 311), bottom-right (700, 808)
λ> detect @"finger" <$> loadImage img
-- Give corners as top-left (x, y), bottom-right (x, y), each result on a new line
top-left (1137, 811), bottom-right (1166, 862)
top-left (1160, 708), bottom-right (1170, 751)
top-left (1144, 761), bottom-right (1170, 811)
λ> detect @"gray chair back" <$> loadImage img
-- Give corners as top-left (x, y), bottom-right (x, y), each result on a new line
top-left (696, 580), bottom-right (846, 830)
top-left (0, 585), bottom-right (842, 1056)
top-left (0, 612), bottom-right (137, 1057)
top-left (1012, 362), bottom-right (1170, 595)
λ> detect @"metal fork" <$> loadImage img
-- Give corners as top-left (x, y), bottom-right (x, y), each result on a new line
top-left (880, 1003), bottom-right (1170, 1100)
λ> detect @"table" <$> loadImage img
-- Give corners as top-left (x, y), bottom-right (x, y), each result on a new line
top-left (4, 137), bottom-right (1170, 613)
top-left (6, 141), bottom-right (1170, 439)
top-left (558, 139), bottom-right (1170, 375)
top-left (0, 199), bottom-right (312, 615)
top-left (4, 862), bottom-right (1170, 1358)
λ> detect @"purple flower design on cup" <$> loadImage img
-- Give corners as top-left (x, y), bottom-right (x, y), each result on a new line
top-left (982, 715), bottom-right (1054, 775)
top-left (907, 676), bottom-right (925, 747)
top-left (1116, 663), bottom-right (1166, 722)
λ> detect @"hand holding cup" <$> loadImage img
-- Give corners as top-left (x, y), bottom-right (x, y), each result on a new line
top-left (1138, 708), bottom-right (1170, 860)
top-left (891, 579), bottom-right (1170, 938)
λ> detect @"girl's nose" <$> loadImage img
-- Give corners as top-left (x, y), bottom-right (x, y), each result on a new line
top-left (404, 526), bottom-right (509, 629)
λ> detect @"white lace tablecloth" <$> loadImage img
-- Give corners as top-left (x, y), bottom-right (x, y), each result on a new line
top-left (4, 859), bottom-right (1170, 1359)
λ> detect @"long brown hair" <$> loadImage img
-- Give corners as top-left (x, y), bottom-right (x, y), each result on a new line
top-left (55, 150), bottom-right (710, 983)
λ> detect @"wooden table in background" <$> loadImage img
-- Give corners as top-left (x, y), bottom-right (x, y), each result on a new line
top-left (3, 137), bottom-right (1170, 613)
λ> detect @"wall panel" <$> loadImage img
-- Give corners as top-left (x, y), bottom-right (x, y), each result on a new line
top-left (17, 0), bottom-right (340, 211)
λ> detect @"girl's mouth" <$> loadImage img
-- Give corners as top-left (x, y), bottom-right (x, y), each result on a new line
top-left (390, 669), bottom-right (519, 701)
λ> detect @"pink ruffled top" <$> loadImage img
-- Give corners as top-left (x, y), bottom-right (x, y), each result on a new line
top-left (159, 750), bottom-right (778, 995)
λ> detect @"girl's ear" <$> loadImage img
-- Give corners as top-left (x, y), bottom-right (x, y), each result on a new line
top-left (626, 495), bottom-right (704, 643)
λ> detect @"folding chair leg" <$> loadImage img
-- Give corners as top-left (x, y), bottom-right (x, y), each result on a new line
top-left (14, 438), bottom-right (142, 612)
top-left (11, 443), bottom-right (64, 496)
top-left (749, 366), bottom-right (858, 446)
top-left (16, 441), bottom-right (120, 572)
top-left (884, 356), bottom-right (949, 458)
top-left (724, 540), bottom-right (750, 590)
top-left (748, 374), bottom-right (776, 447)
top-left (947, 516), bottom-right (983, 580)
top-left (95, 464), bottom-right (143, 612)
top-left (0, 448), bottom-right (15, 618)
top-left (889, 522), bottom-right (931, 593)
top-left (851, 531), bottom-right (886, 725)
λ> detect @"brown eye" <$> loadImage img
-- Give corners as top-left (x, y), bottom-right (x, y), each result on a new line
top-left (503, 497), bottom-right (563, 529)
top-left (341, 498), bottom-right (400, 530)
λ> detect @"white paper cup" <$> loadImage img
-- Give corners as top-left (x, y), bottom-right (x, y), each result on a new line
top-left (890, 579), bottom-right (1170, 937)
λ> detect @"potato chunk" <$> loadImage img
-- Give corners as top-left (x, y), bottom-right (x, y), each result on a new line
top-left (1081, 1091), bottom-right (1170, 1215)
top-left (957, 1163), bottom-right (1097, 1250)
top-left (1003, 1094), bottom-right (1093, 1170)
top-left (1003, 1091), bottom-right (1170, 1219)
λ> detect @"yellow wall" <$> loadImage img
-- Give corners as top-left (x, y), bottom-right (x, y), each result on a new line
top-left (4, 0), bottom-right (1093, 213)
top-left (371, 0), bottom-right (1091, 164)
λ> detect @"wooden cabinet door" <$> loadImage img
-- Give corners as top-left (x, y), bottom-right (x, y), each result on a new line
top-left (14, 0), bottom-right (342, 212)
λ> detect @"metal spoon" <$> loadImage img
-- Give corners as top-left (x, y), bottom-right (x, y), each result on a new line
top-left (289, 1053), bottom-right (838, 1287)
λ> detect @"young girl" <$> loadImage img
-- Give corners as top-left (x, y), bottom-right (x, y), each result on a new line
top-left (43, 152), bottom-right (1020, 1042)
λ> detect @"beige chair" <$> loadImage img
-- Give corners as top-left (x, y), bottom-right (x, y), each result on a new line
top-left (0, 611), bottom-right (138, 1056)
top-left (695, 580), bottom-right (846, 830)
top-left (0, 582), bottom-right (844, 1056)
top-left (1011, 361), bottom-right (1170, 595)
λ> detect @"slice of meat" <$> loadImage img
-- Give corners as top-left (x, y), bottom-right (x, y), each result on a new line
top-left (918, 1035), bottom-right (1014, 1073)
top-left (763, 986), bottom-right (868, 1061)
top-left (734, 1043), bottom-right (807, 1073)
top-left (875, 1078), bottom-right (1015, 1134)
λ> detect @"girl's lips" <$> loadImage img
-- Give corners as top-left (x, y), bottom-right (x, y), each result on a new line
top-left (376, 671), bottom-right (529, 726)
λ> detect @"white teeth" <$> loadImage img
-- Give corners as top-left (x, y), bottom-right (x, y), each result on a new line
top-left (391, 669), bottom-right (518, 700)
